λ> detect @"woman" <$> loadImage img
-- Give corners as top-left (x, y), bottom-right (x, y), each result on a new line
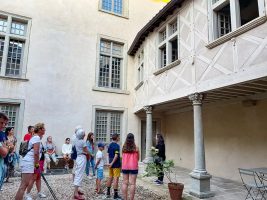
top-left (85, 132), bottom-right (95, 178)
top-left (44, 136), bottom-right (58, 171)
top-left (15, 123), bottom-right (46, 200)
top-left (154, 134), bottom-right (166, 185)
top-left (25, 137), bottom-right (46, 199)
top-left (5, 127), bottom-right (19, 183)
top-left (121, 133), bottom-right (139, 200)
top-left (62, 137), bottom-right (72, 170)
top-left (73, 128), bottom-right (90, 200)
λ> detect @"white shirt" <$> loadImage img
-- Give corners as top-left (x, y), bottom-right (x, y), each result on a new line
top-left (96, 150), bottom-right (104, 169)
top-left (62, 143), bottom-right (72, 155)
top-left (23, 135), bottom-right (42, 162)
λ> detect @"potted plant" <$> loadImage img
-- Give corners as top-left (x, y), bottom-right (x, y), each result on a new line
top-left (144, 147), bottom-right (184, 200)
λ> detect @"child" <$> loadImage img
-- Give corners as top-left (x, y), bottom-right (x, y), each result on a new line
top-left (95, 142), bottom-right (105, 194)
top-left (106, 133), bottom-right (122, 199)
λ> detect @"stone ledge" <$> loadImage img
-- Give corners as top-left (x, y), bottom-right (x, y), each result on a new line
top-left (0, 76), bottom-right (29, 82)
top-left (206, 16), bottom-right (267, 49)
top-left (153, 59), bottom-right (181, 76)
top-left (92, 86), bottom-right (130, 95)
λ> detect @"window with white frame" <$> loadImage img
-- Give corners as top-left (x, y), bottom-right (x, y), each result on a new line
top-left (158, 18), bottom-right (178, 68)
top-left (211, 0), bottom-right (265, 39)
top-left (0, 13), bottom-right (30, 77)
top-left (95, 110), bottom-right (122, 142)
top-left (137, 50), bottom-right (144, 83)
top-left (0, 104), bottom-right (19, 128)
top-left (98, 39), bottom-right (123, 89)
top-left (101, 0), bottom-right (123, 15)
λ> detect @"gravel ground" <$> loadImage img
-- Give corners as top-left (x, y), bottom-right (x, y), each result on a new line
top-left (1, 173), bottom-right (167, 200)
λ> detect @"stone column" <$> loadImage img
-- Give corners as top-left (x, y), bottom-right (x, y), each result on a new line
top-left (143, 106), bottom-right (153, 163)
top-left (188, 93), bottom-right (214, 198)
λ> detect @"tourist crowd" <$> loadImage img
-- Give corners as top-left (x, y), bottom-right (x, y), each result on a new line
top-left (0, 112), bottom-right (166, 200)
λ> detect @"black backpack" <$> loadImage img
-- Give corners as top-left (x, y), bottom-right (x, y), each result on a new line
top-left (19, 141), bottom-right (33, 157)
top-left (71, 145), bottom-right (77, 160)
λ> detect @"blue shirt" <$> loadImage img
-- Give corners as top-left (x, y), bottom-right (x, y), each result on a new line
top-left (0, 131), bottom-right (7, 143)
top-left (108, 142), bottom-right (121, 168)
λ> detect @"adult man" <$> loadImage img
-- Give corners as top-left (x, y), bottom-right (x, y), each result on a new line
top-left (0, 112), bottom-right (13, 190)
top-left (106, 133), bottom-right (122, 199)
top-left (23, 126), bottom-right (34, 141)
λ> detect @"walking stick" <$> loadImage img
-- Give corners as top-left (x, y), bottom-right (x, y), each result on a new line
top-left (41, 173), bottom-right (58, 200)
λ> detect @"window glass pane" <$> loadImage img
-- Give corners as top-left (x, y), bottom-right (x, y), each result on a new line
top-left (111, 57), bottom-right (121, 89)
top-left (11, 21), bottom-right (26, 36)
top-left (99, 55), bottom-right (110, 87)
top-left (0, 37), bottom-right (5, 72)
top-left (0, 18), bottom-right (7, 33)
top-left (160, 46), bottom-right (166, 68)
top-left (171, 38), bottom-right (178, 62)
top-left (6, 39), bottom-right (24, 76)
top-left (110, 112), bottom-right (121, 141)
top-left (112, 43), bottom-right (123, 56)
top-left (0, 104), bottom-right (18, 129)
top-left (239, 0), bottom-right (259, 26)
top-left (114, 0), bottom-right (123, 15)
top-left (217, 3), bottom-right (231, 37)
top-left (102, 0), bottom-right (112, 11)
top-left (170, 21), bottom-right (177, 35)
top-left (100, 40), bottom-right (111, 54)
top-left (95, 111), bottom-right (108, 142)
top-left (160, 29), bottom-right (166, 42)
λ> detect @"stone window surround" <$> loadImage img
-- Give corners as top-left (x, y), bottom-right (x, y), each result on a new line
top-left (135, 48), bottom-right (144, 91)
top-left (0, 10), bottom-right (31, 80)
top-left (157, 14), bottom-right (181, 72)
top-left (91, 105), bottom-right (128, 144)
top-left (207, 0), bottom-right (266, 49)
top-left (94, 34), bottom-right (129, 95)
top-left (0, 98), bottom-right (25, 144)
top-left (98, 0), bottom-right (129, 19)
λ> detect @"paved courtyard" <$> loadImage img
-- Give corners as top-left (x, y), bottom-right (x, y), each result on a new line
top-left (1, 172), bottom-right (167, 200)
top-left (1, 166), bottom-right (250, 200)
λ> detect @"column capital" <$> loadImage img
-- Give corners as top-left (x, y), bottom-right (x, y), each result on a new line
top-left (189, 93), bottom-right (204, 105)
top-left (143, 106), bottom-right (153, 114)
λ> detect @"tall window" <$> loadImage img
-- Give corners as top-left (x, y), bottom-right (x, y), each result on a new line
top-left (95, 110), bottom-right (122, 142)
top-left (158, 18), bottom-right (178, 68)
top-left (101, 0), bottom-right (123, 15)
top-left (0, 13), bottom-right (30, 77)
top-left (0, 104), bottom-right (19, 128)
top-left (137, 50), bottom-right (144, 83)
top-left (211, 0), bottom-right (264, 39)
top-left (98, 39), bottom-right (123, 89)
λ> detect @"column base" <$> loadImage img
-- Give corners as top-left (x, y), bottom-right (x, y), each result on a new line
top-left (142, 156), bottom-right (153, 164)
top-left (189, 170), bottom-right (214, 199)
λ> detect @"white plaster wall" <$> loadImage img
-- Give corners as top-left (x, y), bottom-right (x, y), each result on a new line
top-left (0, 0), bottom-right (166, 150)
top-left (164, 99), bottom-right (267, 181)
top-left (133, 0), bottom-right (267, 111)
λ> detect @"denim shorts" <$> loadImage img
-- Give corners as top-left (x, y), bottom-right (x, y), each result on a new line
top-left (97, 168), bottom-right (104, 180)
top-left (122, 169), bottom-right (138, 175)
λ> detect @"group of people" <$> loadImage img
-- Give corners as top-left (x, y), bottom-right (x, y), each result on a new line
top-left (0, 112), bottom-right (166, 200)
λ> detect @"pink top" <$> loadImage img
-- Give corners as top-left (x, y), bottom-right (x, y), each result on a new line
top-left (122, 151), bottom-right (139, 170)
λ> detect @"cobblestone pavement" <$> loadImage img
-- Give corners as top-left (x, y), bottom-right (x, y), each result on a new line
top-left (1, 173), bottom-right (167, 200)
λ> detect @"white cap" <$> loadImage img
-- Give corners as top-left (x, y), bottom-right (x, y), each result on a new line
top-left (75, 125), bottom-right (83, 134)
top-left (76, 128), bottom-right (85, 140)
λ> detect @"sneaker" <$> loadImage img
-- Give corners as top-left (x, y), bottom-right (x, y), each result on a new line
top-left (38, 192), bottom-right (47, 198)
top-left (89, 176), bottom-right (93, 180)
top-left (155, 180), bottom-right (163, 185)
top-left (106, 194), bottom-right (111, 198)
top-left (114, 195), bottom-right (123, 200)
top-left (24, 193), bottom-right (33, 200)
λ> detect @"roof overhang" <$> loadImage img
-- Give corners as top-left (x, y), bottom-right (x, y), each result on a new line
top-left (128, 0), bottom-right (186, 56)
